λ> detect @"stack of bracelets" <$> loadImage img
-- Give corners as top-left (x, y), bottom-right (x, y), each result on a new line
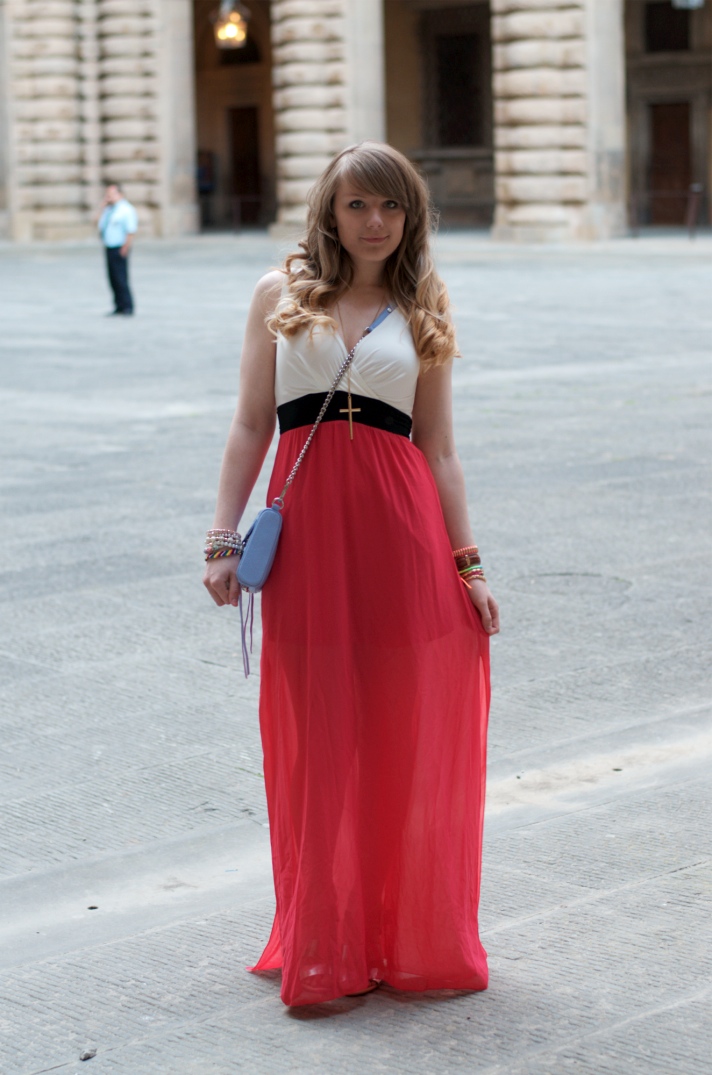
top-left (204, 528), bottom-right (243, 561)
top-left (452, 545), bottom-right (486, 588)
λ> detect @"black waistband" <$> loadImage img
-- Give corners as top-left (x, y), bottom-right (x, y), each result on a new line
top-left (277, 391), bottom-right (412, 438)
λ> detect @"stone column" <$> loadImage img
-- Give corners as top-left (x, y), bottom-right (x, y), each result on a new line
top-left (491, 0), bottom-right (627, 241)
top-left (8, 0), bottom-right (85, 241)
top-left (0, 4), bottom-right (12, 239)
top-left (97, 0), bottom-right (162, 235)
top-left (343, 0), bottom-right (385, 145)
top-left (582, 0), bottom-right (627, 238)
top-left (270, 0), bottom-right (386, 231)
top-left (77, 0), bottom-right (102, 217)
top-left (0, 0), bottom-right (197, 242)
top-left (156, 0), bottom-right (198, 237)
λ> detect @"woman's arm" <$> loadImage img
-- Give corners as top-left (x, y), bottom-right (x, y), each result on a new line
top-left (412, 360), bottom-right (500, 635)
top-left (203, 270), bottom-right (283, 608)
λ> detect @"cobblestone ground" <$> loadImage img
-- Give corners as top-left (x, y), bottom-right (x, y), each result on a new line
top-left (0, 232), bottom-right (710, 1075)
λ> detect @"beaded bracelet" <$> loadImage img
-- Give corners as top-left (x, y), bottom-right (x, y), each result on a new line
top-left (204, 539), bottom-right (242, 553)
top-left (452, 545), bottom-right (479, 559)
top-left (205, 528), bottom-right (241, 540)
top-left (204, 528), bottom-right (243, 561)
top-left (453, 546), bottom-right (481, 570)
top-left (460, 567), bottom-right (487, 590)
top-left (453, 544), bottom-right (486, 589)
top-left (206, 528), bottom-right (241, 542)
top-left (205, 547), bottom-right (240, 560)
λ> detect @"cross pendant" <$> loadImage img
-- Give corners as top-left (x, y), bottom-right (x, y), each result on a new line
top-left (339, 392), bottom-right (361, 440)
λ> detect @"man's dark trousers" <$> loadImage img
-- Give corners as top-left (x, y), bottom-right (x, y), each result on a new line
top-left (106, 246), bottom-right (134, 314)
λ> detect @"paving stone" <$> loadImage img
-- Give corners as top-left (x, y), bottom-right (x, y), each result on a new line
top-left (0, 233), bottom-right (710, 1074)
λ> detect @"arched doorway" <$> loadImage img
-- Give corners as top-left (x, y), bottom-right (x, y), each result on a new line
top-left (192, 0), bottom-right (276, 229)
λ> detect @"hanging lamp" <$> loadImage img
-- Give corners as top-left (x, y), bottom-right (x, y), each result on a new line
top-left (212, 0), bottom-right (251, 49)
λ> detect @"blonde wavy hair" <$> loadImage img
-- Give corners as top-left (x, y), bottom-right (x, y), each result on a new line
top-left (268, 141), bottom-right (458, 369)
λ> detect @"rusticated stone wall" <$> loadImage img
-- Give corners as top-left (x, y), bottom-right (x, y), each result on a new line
top-left (9, 0), bottom-right (86, 240)
top-left (0, 0), bottom-right (197, 241)
top-left (491, 0), bottom-right (627, 240)
top-left (96, 0), bottom-right (161, 230)
top-left (270, 0), bottom-right (384, 230)
top-left (271, 0), bottom-right (349, 228)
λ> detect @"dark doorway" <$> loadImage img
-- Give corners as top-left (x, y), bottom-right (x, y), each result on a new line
top-left (413, 3), bottom-right (493, 228)
top-left (644, 2), bottom-right (690, 53)
top-left (648, 101), bottom-right (692, 223)
top-left (230, 107), bottom-right (261, 226)
top-left (435, 33), bottom-right (482, 147)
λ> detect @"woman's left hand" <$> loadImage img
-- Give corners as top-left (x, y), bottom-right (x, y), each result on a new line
top-left (467, 580), bottom-right (500, 635)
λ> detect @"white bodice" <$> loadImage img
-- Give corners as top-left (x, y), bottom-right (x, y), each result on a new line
top-left (275, 308), bottom-right (420, 417)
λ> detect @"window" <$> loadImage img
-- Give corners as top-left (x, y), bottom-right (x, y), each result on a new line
top-left (645, 3), bottom-right (691, 52)
top-left (435, 34), bottom-right (481, 147)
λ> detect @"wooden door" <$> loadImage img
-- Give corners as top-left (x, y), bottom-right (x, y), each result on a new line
top-left (648, 102), bottom-right (691, 224)
top-left (229, 107), bottom-right (261, 226)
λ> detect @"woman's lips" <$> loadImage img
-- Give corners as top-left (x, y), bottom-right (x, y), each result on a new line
top-left (362, 236), bottom-right (387, 244)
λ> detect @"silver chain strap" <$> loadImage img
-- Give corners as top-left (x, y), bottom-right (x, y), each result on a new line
top-left (274, 338), bottom-right (361, 506)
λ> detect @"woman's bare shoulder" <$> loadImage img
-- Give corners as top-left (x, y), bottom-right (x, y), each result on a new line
top-left (253, 268), bottom-right (285, 303)
top-left (255, 268), bottom-right (285, 291)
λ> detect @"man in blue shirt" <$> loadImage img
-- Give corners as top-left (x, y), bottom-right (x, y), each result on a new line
top-left (97, 183), bottom-right (138, 316)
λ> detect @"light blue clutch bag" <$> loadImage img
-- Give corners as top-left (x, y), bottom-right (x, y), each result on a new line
top-left (236, 503), bottom-right (283, 593)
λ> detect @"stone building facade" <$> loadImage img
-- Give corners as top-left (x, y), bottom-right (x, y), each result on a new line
top-left (0, 0), bottom-right (197, 240)
top-left (0, 0), bottom-right (710, 242)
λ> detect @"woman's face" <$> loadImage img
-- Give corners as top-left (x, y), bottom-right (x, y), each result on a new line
top-left (331, 180), bottom-right (406, 267)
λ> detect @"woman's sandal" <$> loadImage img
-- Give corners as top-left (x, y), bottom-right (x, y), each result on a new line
top-left (345, 979), bottom-right (382, 997)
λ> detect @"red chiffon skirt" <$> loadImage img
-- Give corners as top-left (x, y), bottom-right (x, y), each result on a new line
top-left (248, 420), bottom-right (490, 1006)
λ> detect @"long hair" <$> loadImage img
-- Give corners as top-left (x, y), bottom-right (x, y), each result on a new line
top-left (268, 142), bottom-right (457, 369)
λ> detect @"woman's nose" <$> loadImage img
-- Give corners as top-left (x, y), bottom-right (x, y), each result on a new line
top-left (367, 209), bottom-right (383, 228)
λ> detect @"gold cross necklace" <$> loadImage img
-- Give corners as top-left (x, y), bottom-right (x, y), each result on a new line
top-left (335, 295), bottom-right (385, 441)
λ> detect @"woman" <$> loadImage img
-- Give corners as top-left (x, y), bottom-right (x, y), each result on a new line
top-left (203, 142), bottom-right (499, 1007)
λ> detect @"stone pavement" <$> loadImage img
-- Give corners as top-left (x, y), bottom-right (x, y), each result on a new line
top-left (0, 231), bottom-right (710, 1075)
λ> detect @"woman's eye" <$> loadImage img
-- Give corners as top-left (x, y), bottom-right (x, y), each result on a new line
top-left (349, 200), bottom-right (365, 209)
top-left (384, 200), bottom-right (399, 210)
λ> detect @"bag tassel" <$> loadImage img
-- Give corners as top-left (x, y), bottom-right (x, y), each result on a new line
top-left (238, 589), bottom-right (254, 677)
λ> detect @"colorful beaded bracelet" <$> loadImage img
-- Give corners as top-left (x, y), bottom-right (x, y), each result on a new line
top-left (204, 528), bottom-right (243, 561)
top-left (204, 547), bottom-right (241, 561)
top-left (460, 570), bottom-right (486, 590)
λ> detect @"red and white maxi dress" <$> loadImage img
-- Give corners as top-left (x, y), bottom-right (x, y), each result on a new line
top-left (249, 310), bottom-right (491, 1006)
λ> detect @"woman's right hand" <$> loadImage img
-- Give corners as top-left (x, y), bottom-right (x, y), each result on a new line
top-left (203, 558), bottom-right (241, 607)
